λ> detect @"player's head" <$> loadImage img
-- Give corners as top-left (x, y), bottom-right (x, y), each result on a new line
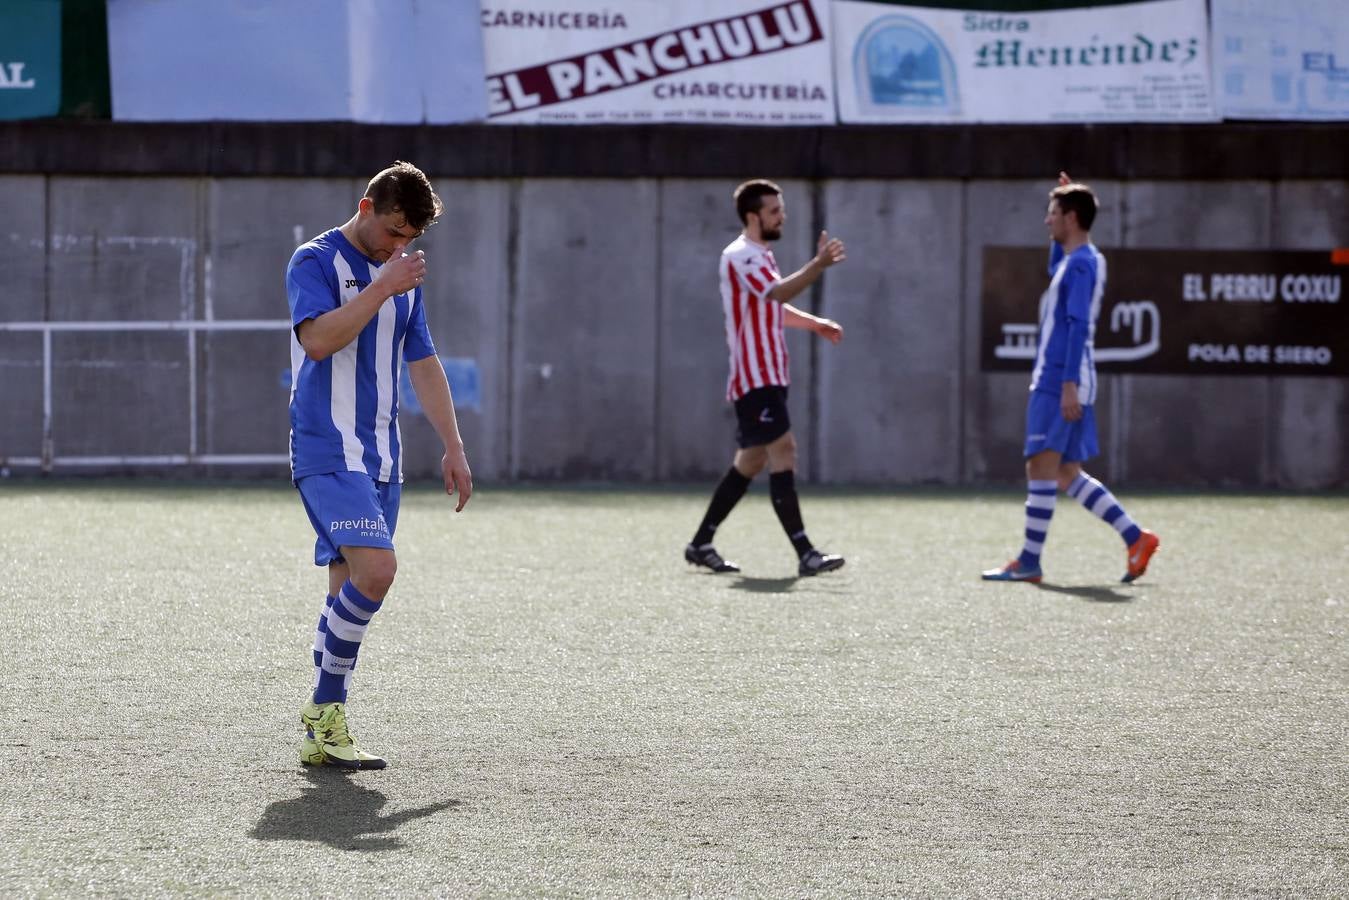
top-left (354, 161), bottom-right (444, 261)
top-left (366, 160), bottom-right (443, 231)
top-left (1047, 182), bottom-right (1097, 241)
top-left (734, 179), bottom-right (785, 242)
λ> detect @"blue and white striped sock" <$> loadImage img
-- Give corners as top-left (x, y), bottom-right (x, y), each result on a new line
top-left (313, 580), bottom-right (382, 706)
top-left (1068, 473), bottom-right (1142, 546)
top-left (311, 594), bottom-right (335, 691)
top-left (1017, 480), bottom-right (1057, 569)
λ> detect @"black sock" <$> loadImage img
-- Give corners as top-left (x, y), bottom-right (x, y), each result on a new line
top-left (769, 470), bottom-right (813, 557)
top-left (692, 467), bottom-right (752, 546)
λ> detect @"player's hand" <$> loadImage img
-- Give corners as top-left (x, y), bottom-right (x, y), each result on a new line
top-left (1058, 171), bottom-right (1072, 186)
top-left (1060, 382), bottom-right (1082, 422)
top-left (814, 231), bottom-right (846, 269)
top-left (442, 444), bottom-right (473, 512)
top-left (373, 243), bottom-right (426, 297)
top-left (815, 318), bottom-right (844, 344)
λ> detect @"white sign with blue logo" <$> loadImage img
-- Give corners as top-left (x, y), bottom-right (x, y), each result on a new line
top-left (832, 0), bottom-right (1215, 123)
top-left (1212, 0), bottom-right (1349, 120)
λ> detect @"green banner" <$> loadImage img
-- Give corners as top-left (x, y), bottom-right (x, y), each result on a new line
top-left (61, 0), bottom-right (110, 117)
top-left (0, 0), bottom-right (62, 120)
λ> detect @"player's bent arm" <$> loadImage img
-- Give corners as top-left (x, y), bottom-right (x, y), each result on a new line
top-left (766, 259), bottom-right (825, 304)
top-left (1058, 267), bottom-right (1094, 378)
top-left (783, 304), bottom-right (831, 332)
top-left (406, 355), bottom-right (473, 511)
top-left (297, 283), bottom-right (395, 361)
top-left (783, 304), bottom-right (843, 343)
top-left (767, 231), bottom-right (846, 304)
top-left (296, 248), bottom-right (425, 361)
top-left (1048, 241), bottom-right (1065, 277)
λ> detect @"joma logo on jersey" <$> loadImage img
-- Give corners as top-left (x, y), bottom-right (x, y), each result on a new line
top-left (344, 278), bottom-right (368, 289)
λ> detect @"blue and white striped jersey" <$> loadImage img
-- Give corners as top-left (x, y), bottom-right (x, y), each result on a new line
top-left (1029, 241), bottom-right (1105, 404)
top-left (286, 228), bottom-right (437, 483)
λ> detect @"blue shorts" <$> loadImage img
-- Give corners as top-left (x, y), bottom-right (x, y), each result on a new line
top-left (296, 471), bottom-right (401, 567)
top-left (1023, 390), bottom-right (1099, 462)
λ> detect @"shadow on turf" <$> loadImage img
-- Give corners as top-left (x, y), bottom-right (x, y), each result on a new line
top-left (249, 768), bottom-right (461, 851)
top-left (724, 575), bottom-right (852, 595)
top-left (726, 575), bottom-right (799, 594)
top-left (1034, 582), bottom-right (1133, 602)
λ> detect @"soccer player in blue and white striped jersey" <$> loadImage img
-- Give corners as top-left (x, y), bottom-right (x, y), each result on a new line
top-left (287, 161), bottom-right (473, 769)
top-left (982, 174), bottom-right (1159, 586)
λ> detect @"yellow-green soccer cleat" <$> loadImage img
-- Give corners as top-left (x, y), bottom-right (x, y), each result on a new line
top-left (299, 727), bottom-right (325, 766)
top-left (299, 700), bottom-right (387, 770)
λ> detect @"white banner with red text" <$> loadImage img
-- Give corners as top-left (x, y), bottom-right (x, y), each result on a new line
top-left (831, 0), bottom-right (1216, 123)
top-left (481, 0), bottom-right (836, 125)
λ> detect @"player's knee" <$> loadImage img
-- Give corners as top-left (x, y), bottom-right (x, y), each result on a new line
top-left (1057, 465), bottom-right (1082, 493)
top-left (734, 448), bottom-right (767, 477)
top-left (737, 460), bottom-right (765, 478)
top-left (353, 552), bottom-right (397, 599)
top-left (1025, 450), bottom-right (1059, 482)
top-left (767, 432), bottom-right (797, 469)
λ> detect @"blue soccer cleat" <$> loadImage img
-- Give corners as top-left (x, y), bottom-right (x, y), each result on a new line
top-left (981, 559), bottom-right (1043, 583)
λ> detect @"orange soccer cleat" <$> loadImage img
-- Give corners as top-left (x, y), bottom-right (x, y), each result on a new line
top-left (1123, 529), bottom-right (1161, 583)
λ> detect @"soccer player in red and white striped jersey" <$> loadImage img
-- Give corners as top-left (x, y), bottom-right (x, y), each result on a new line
top-left (685, 179), bottom-right (849, 577)
top-left (722, 233), bottom-right (792, 401)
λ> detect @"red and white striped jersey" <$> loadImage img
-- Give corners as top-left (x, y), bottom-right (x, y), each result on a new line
top-left (720, 234), bottom-right (788, 401)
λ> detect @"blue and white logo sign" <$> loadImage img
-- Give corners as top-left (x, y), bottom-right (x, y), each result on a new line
top-left (854, 16), bottom-right (960, 117)
top-left (1212, 0), bottom-right (1349, 120)
top-left (833, 0), bottom-right (1214, 124)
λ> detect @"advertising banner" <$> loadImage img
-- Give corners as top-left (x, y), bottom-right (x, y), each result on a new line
top-left (107, 0), bottom-right (486, 123)
top-left (481, 0), bottom-right (835, 125)
top-left (832, 0), bottom-right (1215, 123)
top-left (1211, 0), bottom-right (1349, 121)
top-left (981, 247), bottom-right (1348, 377)
top-left (0, 0), bottom-right (61, 121)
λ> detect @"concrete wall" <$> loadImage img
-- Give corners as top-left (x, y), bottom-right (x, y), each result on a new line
top-left (1, 174), bottom-right (1346, 488)
top-left (1, 176), bottom-right (46, 461)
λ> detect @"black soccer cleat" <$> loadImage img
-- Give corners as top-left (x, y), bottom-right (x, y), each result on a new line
top-left (798, 549), bottom-right (845, 577)
top-left (685, 543), bottom-right (741, 573)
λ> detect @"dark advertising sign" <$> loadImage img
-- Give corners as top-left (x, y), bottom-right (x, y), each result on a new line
top-left (981, 247), bottom-right (1347, 376)
top-left (0, 0), bottom-right (61, 121)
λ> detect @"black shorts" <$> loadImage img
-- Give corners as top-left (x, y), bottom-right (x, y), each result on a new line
top-left (734, 386), bottom-right (791, 448)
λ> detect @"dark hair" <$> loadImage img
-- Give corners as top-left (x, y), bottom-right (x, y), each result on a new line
top-left (365, 160), bottom-right (443, 231)
top-left (733, 179), bottom-right (782, 225)
top-left (1049, 182), bottom-right (1098, 231)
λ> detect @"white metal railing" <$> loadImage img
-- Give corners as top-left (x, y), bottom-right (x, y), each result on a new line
top-left (0, 319), bottom-right (293, 471)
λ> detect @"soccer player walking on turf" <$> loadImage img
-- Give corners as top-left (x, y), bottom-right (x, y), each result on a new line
top-left (286, 161), bottom-right (472, 768)
top-left (685, 179), bottom-right (847, 577)
top-left (983, 173), bottom-right (1159, 585)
